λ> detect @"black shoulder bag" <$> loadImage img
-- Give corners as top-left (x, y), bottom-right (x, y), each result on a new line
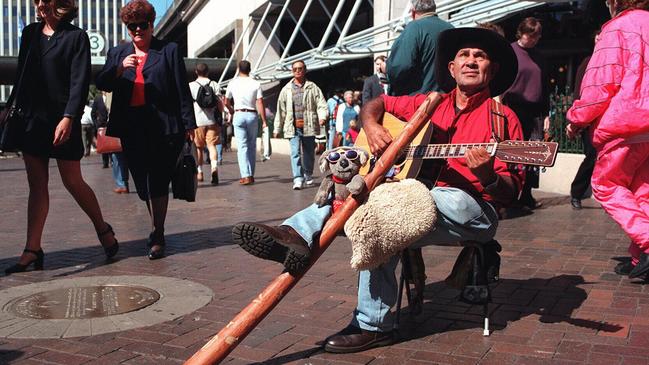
top-left (0, 29), bottom-right (36, 152)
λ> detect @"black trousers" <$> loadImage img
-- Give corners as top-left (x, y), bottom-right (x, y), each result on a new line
top-left (570, 129), bottom-right (596, 200)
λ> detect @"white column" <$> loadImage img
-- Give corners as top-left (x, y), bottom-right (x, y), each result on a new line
top-left (121, 0), bottom-right (126, 41)
top-left (113, 0), bottom-right (118, 46)
top-left (9, 0), bottom-right (14, 55)
top-left (25, 0), bottom-right (30, 25)
top-left (79, 0), bottom-right (84, 28)
top-left (95, 0), bottom-right (99, 32)
top-left (104, 0), bottom-right (109, 53)
top-left (0, 0), bottom-right (5, 56)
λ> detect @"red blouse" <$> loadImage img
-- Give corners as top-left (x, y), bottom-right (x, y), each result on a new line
top-left (129, 54), bottom-right (147, 106)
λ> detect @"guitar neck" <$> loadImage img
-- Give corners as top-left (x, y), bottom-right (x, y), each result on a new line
top-left (406, 143), bottom-right (497, 160)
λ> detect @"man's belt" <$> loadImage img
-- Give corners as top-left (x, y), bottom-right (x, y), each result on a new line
top-left (235, 108), bottom-right (256, 113)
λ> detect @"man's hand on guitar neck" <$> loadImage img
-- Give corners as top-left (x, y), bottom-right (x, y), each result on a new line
top-left (465, 143), bottom-right (517, 204)
top-left (360, 97), bottom-right (393, 156)
top-left (464, 146), bottom-right (497, 187)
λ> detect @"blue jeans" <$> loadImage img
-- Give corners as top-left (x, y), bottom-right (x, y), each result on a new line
top-left (327, 119), bottom-right (336, 150)
top-left (233, 111), bottom-right (258, 178)
top-left (216, 144), bottom-right (223, 163)
top-left (289, 129), bottom-right (316, 183)
top-left (282, 187), bottom-right (499, 331)
top-left (111, 152), bottom-right (129, 189)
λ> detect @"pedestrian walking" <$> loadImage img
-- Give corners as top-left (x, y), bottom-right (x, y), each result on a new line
top-left (274, 60), bottom-right (328, 190)
top-left (362, 55), bottom-right (388, 105)
top-left (326, 90), bottom-right (343, 150)
top-left (223, 60), bottom-right (268, 185)
top-left (502, 17), bottom-right (549, 210)
top-left (96, 0), bottom-right (196, 260)
top-left (566, 0), bottom-right (649, 279)
top-left (4, 0), bottom-right (119, 274)
top-left (92, 91), bottom-right (111, 168)
top-left (189, 63), bottom-right (222, 185)
top-left (80, 103), bottom-right (94, 156)
top-left (335, 91), bottom-right (360, 147)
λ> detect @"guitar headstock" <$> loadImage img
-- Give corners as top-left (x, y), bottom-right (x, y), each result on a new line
top-left (496, 141), bottom-right (558, 167)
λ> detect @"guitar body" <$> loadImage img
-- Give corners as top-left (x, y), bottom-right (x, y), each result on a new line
top-left (355, 113), bottom-right (433, 180)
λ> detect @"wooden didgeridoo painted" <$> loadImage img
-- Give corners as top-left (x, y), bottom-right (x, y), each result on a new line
top-left (184, 92), bottom-right (444, 365)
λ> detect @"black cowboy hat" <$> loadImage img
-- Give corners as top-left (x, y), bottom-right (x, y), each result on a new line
top-left (435, 27), bottom-right (518, 96)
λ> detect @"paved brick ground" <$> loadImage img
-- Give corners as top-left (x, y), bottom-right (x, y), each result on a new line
top-left (0, 151), bottom-right (646, 364)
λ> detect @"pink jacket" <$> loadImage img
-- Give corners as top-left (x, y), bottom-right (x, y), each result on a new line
top-left (567, 9), bottom-right (649, 151)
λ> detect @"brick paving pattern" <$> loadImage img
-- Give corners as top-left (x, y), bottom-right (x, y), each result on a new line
top-left (0, 152), bottom-right (646, 364)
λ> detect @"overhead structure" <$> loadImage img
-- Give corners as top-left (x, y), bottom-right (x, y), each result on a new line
top-left (218, 0), bottom-right (556, 88)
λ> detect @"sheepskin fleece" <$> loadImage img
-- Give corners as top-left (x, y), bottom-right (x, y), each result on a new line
top-left (344, 179), bottom-right (437, 271)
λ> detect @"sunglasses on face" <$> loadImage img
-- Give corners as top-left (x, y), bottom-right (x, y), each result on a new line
top-left (127, 21), bottom-right (149, 32)
top-left (292, 67), bottom-right (305, 72)
top-left (326, 149), bottom-right (359, 163)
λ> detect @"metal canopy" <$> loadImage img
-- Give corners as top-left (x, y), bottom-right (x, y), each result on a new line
top-left (218, 0), bottom-right (559, 87)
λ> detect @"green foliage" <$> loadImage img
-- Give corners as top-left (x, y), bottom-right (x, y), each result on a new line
top-left (548, 86), bottom-right (584, 154)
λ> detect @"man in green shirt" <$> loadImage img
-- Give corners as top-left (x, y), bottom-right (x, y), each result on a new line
top-left (387, 0), bottom-right (453, 96)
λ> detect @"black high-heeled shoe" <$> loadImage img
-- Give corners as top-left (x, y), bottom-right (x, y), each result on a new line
top-left (98, 222), bottom-right (119, 259)
top-left (5, 248), bottom-right (44, 274)
top-left (147, 231), bottom-right (165, 260)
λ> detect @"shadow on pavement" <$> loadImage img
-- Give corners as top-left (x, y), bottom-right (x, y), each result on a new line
top-left (0, 219), bottom-right (279, 277)
top-left (0, 350), bottom-right (25, 364)
top-left (395, 274), bottom-right (622, 342)
top-left (261, 274), bottom-right (623, 364)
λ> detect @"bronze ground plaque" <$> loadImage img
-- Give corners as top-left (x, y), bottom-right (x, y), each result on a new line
top-left (5, 285), bottom-right (160, 319)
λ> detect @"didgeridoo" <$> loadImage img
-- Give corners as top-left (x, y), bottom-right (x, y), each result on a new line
top-left (184, 92), bottom-right (444, 365)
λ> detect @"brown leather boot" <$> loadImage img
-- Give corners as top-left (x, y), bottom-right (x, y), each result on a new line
top-left (232, 223), bottom-right (311, 274)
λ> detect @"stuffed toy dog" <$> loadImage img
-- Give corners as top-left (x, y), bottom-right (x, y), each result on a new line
top-left (314, 147), bottom-right (369, 212)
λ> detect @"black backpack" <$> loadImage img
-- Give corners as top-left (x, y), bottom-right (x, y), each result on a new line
top-left (195, 81), bottom-right (218, 109)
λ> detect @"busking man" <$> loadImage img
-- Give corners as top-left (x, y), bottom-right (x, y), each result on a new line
top-left (232, 27), bottom-right (525, 352)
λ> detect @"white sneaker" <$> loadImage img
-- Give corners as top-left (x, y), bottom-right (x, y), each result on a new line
top-left (293, 181), bottom-right (304, 190)
top-left (304, 175), bottom-right (314, 186)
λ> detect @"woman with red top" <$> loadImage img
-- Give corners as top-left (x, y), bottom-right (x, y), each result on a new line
top-left (4, 0), bottom-right (119, 274)
top-left (96, 0), bottom-right (196, 260)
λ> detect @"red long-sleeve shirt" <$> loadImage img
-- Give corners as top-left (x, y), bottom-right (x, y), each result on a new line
top-left (381, 89), bottom-right (525, 204)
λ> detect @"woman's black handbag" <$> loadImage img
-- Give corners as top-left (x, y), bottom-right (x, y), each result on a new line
top-left (172, 141), bottom-right (198, 202)
top-left (0, 104), bottom-right (26, 152)
top-left (0, 30), bottom-right (35, 152)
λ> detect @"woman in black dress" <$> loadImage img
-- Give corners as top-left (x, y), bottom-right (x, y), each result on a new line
top-left (96, 0), bottom-right (196, 260)
top-left (5, 0), bottom-right (118, 274)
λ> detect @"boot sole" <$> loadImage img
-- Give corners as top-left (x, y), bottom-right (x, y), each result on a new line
top-left (232, 223), bottom-right (311, 274)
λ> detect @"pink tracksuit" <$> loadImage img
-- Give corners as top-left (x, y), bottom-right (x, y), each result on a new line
top-left (567, 9), bottom-right (649, 261)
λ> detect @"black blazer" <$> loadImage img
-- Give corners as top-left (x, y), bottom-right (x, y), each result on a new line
top-left (95, 38), bottom-right (196, 138)
top-left (362, 74), bottom-right (385, 105)
top-left (16, 22), bottom-right (91, 131)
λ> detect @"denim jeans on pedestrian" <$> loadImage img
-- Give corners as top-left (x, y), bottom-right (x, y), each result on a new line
top-left (232, 111), bottom-right (258, 178)
top-left (289, 128), bottom-right (316, 184)
top-left (282, 186), bottom-right (499, 332)
top-left (327, 119), bottom-right (336, 150)
top-left (111, 152), bottom-right (129, 189)
top-left (216, 144), bottom-right (223, 164)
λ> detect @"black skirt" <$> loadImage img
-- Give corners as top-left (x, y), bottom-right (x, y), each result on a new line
top-left (21, 114), bottom-right (84, 161)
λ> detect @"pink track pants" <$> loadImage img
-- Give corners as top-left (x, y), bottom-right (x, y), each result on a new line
top-left (591, 141), bottom-right (649, 260)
